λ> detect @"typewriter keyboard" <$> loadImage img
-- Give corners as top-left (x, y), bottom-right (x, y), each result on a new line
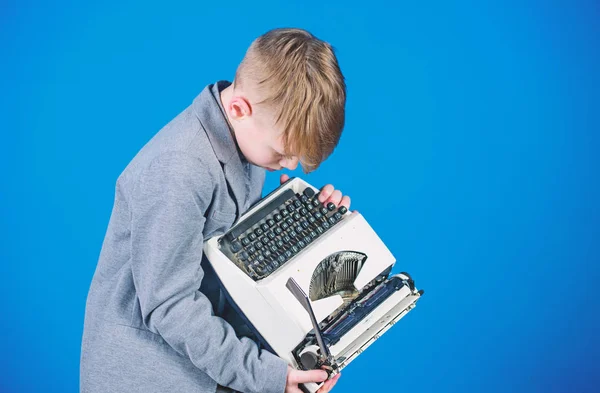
top-left (220, 186), bottom-right (348, 281)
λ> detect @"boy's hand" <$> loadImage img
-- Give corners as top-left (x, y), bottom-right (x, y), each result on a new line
top-left (279, 175), bottom-right (351, 210)
top-left (285, 366), bottom-right (341, 393)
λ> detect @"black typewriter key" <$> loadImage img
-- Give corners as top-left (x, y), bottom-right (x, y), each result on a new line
top-left (274, 213), bottom-right (283, 222)
top-left (284, 250), bottom-right (292, 258)
top-left (282, 235), bottom-right (291, 243)
top-left (230, 240), bottom-right (242, 253)
top-left (294, 225), bottom-right (303, 234)
top-left (263, 250), bottom-right (271, 258)
top-left (286, 204), bottom-right (295, 213)
top-left (316, 226), bottom-right (324, 235)
top-left (311, 198), bottom-right (319, 207)
top-left (267, 231), bottom-right (276, 240)
top-left (314, 212), bottom-right (323, 220)
top-left (276, 239), bottom-right (284, 248)
top-left (328, 216), bottom-right (336, 225)
top-left (277, 254), bottom-right (286, 264)
top-left (301, 220), bottom-right (310, 229)
top-left (267, 218), bottom-right (276, 227)
top-left (338, 206), bottom-right (348, 215)
top-left (303, 188), bottom-right (316, 198)
top-left (238, 251), bottom-right (249, 261)
top-left (255, 241), bottom-right (264, 249)
top-left (320, 207), bottom-right (328, 215)
top-left (275, 227), bottom-right (283, 235)
top-left (261, 223), bottom-right (269, 231)
top-left (257, 254), bottom-right (265, 263)
top-left (310, 231), bottom-right (317, 239)
top-left (327, 202), bottom-right (336, 211)
top-left (248, 246), bottom-right (256, 254)
top-left (261, 236), bottom-right (270, 244)
top-left (300, 194), bottom-right (308, 203)
top-left (308, 216), bottom-right (316, 224)
top-left (303, 236), bottom-right (311, 244)
top-left (248, 232), bottom-right (257, 241)
top-left (291, 245), bottom-right (299, 254)
top-left (298, 240), bottom-right (306, 249)
top-left (269, 244), bottom-right (278, 253)
top-left (334, 212), bottom-right (342, 220)
top-left (293, 212), bottom-right (301, 221)
top-left (281, 209), bottom-right (289, 217)
top-left (255, 228), bottom-right (263, 237)
top-left (300, 208), bottom-right (308, 216)
top-left (289, 230), bottom-right (298, 238)
top-left (285, 217), bottom-right (294, 226)
top-left (293, 199), bottom-right (302, 208)
top-left (322, 221), bottom-right (330, 229)
top-left (281, 222), bottom-right (289, 230)
top-left (241, 237), bottom-right (251, 246)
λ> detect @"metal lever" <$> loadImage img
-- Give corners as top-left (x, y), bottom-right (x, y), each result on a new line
top-left (286, 277), bottom-right (332, 362)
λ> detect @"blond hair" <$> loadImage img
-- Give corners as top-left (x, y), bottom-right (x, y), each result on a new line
top-left (235, 28), bottom-right (346, 172)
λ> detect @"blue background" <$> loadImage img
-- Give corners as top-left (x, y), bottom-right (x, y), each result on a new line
top-left (1, 0), bottom-right (599, 392)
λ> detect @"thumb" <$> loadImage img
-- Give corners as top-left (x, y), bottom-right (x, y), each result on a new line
top-left (280, 174), bottom-right (290, 184)
top-left (291, 369), bottom-right (328, 384)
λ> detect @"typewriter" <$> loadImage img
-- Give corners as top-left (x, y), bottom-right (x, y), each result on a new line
top-left (204, 177), bottom-right (423, 393)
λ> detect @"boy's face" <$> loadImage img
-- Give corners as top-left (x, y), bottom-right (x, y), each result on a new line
top-left (236, 115), bottom-right (299, 172)
top-left (225, 90), bottom-right (299, 172)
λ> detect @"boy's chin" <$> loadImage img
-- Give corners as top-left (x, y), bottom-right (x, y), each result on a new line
top-left (260, 165), bottom-right (280, 172)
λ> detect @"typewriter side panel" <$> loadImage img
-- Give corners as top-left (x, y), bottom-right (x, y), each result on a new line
top-left (203, 237), bottom-right (304, 364)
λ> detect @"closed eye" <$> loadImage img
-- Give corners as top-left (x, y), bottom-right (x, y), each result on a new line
top-left (273, 148), bottom-right (291, 160)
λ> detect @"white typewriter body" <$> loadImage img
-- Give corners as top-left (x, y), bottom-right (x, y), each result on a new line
top-left (204, 178), bottom-right (422, 392)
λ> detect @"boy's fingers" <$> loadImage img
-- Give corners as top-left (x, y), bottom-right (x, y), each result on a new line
top-left (280, 174), bottom-right (290, 184)
top-left (332, 372), bottom-right (341, 384)
top-left (316, 373), bottom-right (340, 393)
top-left (316, 378), bottom-right (334, 393)
top-left (318, 184), bottom-right (334, 202)
top-left (339, 196), bottom-right (351, 210)
top-left (292, 369), bottom-right (328, 384)
top-left (326, 190), bottom-right (342, 207)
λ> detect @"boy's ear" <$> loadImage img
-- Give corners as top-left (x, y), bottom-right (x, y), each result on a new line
top-left (229, 96), bottom-right (252, 120)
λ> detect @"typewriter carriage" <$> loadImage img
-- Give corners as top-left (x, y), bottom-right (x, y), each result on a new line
top-left (292, 257), bottom-right (417, 373)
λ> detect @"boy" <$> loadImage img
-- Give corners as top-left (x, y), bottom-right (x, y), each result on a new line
top-left (81, 28), bottom-right (349, 393)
